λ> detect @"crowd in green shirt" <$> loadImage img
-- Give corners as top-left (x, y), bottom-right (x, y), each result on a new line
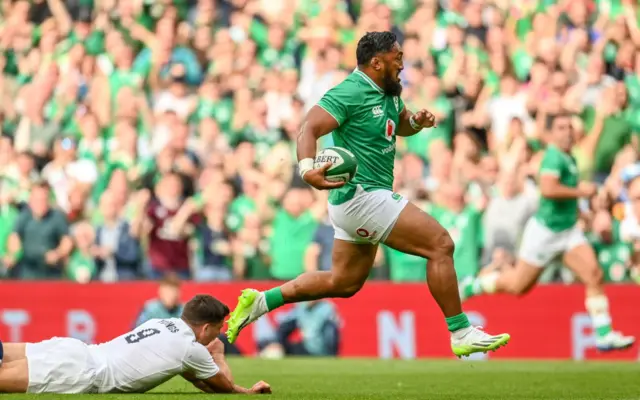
top-left (0, 0), bottom-right (639, 283)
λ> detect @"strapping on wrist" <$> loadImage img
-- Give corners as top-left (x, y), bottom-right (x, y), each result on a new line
top-left (298, 158), bottom-right (314, 178)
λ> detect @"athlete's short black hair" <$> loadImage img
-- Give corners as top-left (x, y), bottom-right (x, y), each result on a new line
top-left (356, 31), bottom-right (397, 66)
top-left (182, 294), bottom-right (230, 326)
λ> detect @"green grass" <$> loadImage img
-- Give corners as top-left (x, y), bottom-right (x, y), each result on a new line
top-left (21, 358), bottom-right (640, 399)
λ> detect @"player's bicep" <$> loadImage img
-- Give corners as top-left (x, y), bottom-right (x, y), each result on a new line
top-left (303, 105), bottom-right (340, 140)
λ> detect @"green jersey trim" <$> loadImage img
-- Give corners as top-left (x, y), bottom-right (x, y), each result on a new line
top-left (354, 69), bottom-right (384, 94)
top-left (316, 104), bottom-right (342, 126)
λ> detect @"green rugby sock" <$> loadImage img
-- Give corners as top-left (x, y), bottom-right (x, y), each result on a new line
top-left (264, 287), bottom-right (285, 311)
top-left (445, 313), bottom-right (471, 332)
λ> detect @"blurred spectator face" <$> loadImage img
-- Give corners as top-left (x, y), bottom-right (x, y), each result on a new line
top-left (74, 221), bottom-right (95, 251)
top-left (442, 181), bottom-right (465, 211)
top-left (465, 2), bottom-right (483, 28)
top-left (170, 122), bottom-right (190, 152)
top-left (100, 192), bottom-right (119, 222)
top-left (568, 2), bottom-right (588, 26)
top-left (550, 70), bottom-right (568, 93)
top-left (586, 56), bottom-right (605, 82)
top-left (115, 121), bottom-right (138, 155)
top-left (431, 150), bottom-right (453, 180)
top-left (550, 115), bottom-right (574, 151)
top-left (499, 75), bottom-right (518, 96)
top-left (530, 61), bottom-right (550, 87)
top-left (158, 278), bottom-right (181, 309)
top-left (198, 118), bottom-right (221, 145)
top-left (282, 188), bottom-right (305, 217)
top-left (447, 25), bottom-right (465, 47)
top-left (115, 45), bottom-right (134, 70)
top-left (80, 113), bottom-right (100, 140)
top-left (107, 170), bottom-right (129, 208)
top-left (236, 142), bottom-right (255, 169)
top-left (157, 173), bottom-right (183, 206)
top-left (614, 82), bottom-right (628, 108)
top-left (480, 156), bottom-right (499, 185)
top-left (17, 152), bottom-right (35, 176)
top-left (508, 118), bottom-right (524, 138)
top-left (402, 153), bottom-right (424, 182)
top-left (29, 185), bottom-right (51, 218)
top-left (54, 137), bottom-right (77, 162)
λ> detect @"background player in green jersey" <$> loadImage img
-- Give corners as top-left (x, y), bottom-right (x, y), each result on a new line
top-left (461, 114), bottom-right (635, 351)
top-left (226, 32), bottom-right (510, 358)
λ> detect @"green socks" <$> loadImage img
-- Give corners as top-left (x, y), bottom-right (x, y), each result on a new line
top-left (445, 313), bottom-right (471, 332)
top-left (264, 287), bottom-right (285, 311)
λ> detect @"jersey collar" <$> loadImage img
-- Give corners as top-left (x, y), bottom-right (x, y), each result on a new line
top-left (354, 68), bottom-right (384, 94)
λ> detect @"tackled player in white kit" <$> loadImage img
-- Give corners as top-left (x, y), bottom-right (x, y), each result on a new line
top-left (0, 294), bottom-right (271, 394)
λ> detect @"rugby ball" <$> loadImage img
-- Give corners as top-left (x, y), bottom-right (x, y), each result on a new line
top-left (314, 146), bottom-right (358, 183)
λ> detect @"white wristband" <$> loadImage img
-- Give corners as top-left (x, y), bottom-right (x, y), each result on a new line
top-left (409, 115), bottom-right (421, 131)
top-left (299, 158), bottom-right (314, 178)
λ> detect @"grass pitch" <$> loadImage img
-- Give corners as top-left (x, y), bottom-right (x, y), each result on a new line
top-left (19, 358), bottom-right (640, 399)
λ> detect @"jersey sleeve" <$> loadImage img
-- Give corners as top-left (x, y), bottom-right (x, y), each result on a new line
top-left (183, 342), bottom-right (220, 380)
top-left (539, 149), bottom-right (563, 177)
top-left (316, 83), bottom-right (354, 126)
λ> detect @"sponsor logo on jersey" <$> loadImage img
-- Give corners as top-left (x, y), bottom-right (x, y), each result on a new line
top-left (385, 119), bottom-right (396, 141)
top-left (382, 143), bottom-right (396, 154)
top-left (372, 105), bottom-right (384, 118)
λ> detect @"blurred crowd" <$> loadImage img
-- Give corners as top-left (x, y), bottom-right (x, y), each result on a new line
top-left (1, 0), bottom-right (640, 284)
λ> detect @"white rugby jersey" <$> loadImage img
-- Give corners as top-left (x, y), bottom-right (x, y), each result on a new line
top-left (88, 318), bottom-right (219, 393)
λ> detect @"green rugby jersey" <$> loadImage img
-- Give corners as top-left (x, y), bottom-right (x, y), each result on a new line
top-left (535, 144), bottom-right (580, 232)
top-left (317, 69), bottom-right (404, 205)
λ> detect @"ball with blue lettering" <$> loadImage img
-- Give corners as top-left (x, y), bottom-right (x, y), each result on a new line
top-left (314, 147), bottom-right (358, 183)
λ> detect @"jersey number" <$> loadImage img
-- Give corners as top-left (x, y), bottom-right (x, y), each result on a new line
top-left (125, 328), bottom-right (161, 344)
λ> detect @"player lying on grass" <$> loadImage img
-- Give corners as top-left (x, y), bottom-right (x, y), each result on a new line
top-left (0, 294), bottom-right (271, 394)
top-left (226, 31), bottom-right (510, 358)
top-left (460, 114), bottom-right (635, 351)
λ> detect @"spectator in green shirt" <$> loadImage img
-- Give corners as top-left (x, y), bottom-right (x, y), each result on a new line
top-left (269, 188), bottom-right (323, 280)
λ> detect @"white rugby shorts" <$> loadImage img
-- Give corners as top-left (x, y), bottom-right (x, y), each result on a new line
top-left (328, 185), bottom-right (408, 244)
top-left (518, 217), bottom-right (587, 267)
top-left (26, 337), bottom-right (99, 394)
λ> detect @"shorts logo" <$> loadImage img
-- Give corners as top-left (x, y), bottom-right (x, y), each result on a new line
top-left (372, 105), bottom-right (383, 118)
top-left (356, 228), bottom-right (370, 237)
top-left (385, 119), bottom-right (396, 141)
top-left (391, 193), bottom-right (402, 201)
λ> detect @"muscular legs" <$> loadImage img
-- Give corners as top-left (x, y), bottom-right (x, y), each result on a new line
top-left (384, 202), bottom-right (463, 318)
top-left (279, 240), bottom-right (377, 302)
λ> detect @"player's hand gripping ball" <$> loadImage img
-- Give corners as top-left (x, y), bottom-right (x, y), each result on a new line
top-left (303, 147), bottom-right (358, 190)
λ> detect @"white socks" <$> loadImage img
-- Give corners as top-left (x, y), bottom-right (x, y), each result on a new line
top-left (585, 295), bottom-right (613, 338)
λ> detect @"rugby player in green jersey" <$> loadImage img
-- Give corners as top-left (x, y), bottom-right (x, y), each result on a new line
top-left (226, 32), bottom-right (510, 358)
top-left (461, 114), bottom-right (635, 351)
